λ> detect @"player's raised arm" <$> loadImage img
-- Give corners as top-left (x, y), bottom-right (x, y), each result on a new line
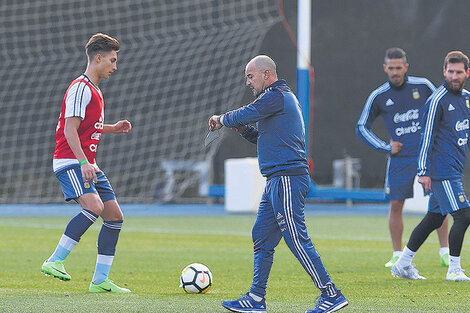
top-left (103, 120), bottom-right (132, 133)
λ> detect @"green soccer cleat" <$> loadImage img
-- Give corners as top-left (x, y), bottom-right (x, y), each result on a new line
top-left (41, 260), bottom-right (71, 281)
top-left (385, 255), bottom-right (400, 268)
top-left (440, 252), bottom-right (450, 267)
top-left (89, 278), bottom-right (131, 293)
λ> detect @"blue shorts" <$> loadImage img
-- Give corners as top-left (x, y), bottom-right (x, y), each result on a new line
top-left (428, 178), bottom-right (470, 215)
top-left (384, 157), bottom-right (416, 200)
top-left (55, 165), bottom-right (116, 202)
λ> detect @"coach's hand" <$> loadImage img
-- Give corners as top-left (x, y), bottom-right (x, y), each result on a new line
top-left (231, 125), bottom-right (247, 133)
top-left (390, 140), bottom-right (403, 155)
top-left (418, 176), bottom-right (431, 193)
top-left (209, 115), bottom-right (223, 131)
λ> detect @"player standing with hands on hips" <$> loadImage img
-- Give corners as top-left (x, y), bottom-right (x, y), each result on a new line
top-left (392, 51), bottom-right (470, 281)
top-left (356, 48), bottom-right (449, 268)
top-left (41, 33), bottom-right (132, 293)
top-left (209, 55), bottom-right (348, 313)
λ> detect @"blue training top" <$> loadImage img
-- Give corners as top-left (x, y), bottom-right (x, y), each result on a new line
top-left (418, 82), bottom-right (470, 179)
top-left (356, 75), bottom-right (435, 157)
top-left (222, 79), bottom-right (309, 178)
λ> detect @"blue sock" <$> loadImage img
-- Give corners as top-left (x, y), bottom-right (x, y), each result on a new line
top-left (48, 209), bottom-right (98, 262)
top-left (48, 234), bottom-right (78, 262)
top-left (92, 255), bottom-right (114, 284)
top-left (92, 220), bottom-right (122, 284)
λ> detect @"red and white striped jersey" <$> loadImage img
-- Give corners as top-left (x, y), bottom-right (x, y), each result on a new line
top-left (53, 74), bottom-right (104, 171)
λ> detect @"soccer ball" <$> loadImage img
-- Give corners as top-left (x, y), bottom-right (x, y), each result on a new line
top-left (179, 263), bottom-right (212, 294)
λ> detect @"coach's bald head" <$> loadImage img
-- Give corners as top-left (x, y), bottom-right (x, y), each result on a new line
top-left (245, 55), bottom-right (278, 95)
top-left (250, 55), bottom-right (277, 75)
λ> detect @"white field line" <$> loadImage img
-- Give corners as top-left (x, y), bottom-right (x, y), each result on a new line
top-left (0, 220), bottom-right (441, 244)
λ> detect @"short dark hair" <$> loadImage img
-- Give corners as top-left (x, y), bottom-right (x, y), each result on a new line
top-left (85, 33), bottom-right (120, 60)
top-left (384, 47), bottom-right (407, 63)
top-left (444, 50), bottom-right (469, 71)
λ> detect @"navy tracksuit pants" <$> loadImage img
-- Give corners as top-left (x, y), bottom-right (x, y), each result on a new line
top-left (250, 174), bottom-right (337, 297)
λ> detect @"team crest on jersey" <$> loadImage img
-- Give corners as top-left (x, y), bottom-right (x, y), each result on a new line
top-left (412, 88), bottom-right (420, 100)
top-left (458, 193), bottom-right (467, 203)
top-left (84, 182), bottom-right (91, 189)
top-left (466, 97), bottom-right (470, 108)
top-left (386, 187), bottom-right (390, 194)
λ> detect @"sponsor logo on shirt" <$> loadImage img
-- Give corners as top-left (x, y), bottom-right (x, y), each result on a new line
top-left (94, 115), bottom-right (104, 130)
top-left (455, 119), bottom-right (469, 132)
top-left (393, 109), bottom-right (419, 123)
top-left (90, 132), bottom-right (101, 141)
top-left (395, 121), bottom-right (421, 137)
top-left (458, 138), bottom-right (468, 146)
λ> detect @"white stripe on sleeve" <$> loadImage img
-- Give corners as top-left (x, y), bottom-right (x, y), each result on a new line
top-left (417, 87), bottom-right (447, 175)
top-left (65, 81), bottom-right (92, 119)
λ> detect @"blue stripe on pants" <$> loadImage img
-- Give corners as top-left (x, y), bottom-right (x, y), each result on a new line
top-left (250, 174), bottom-right (335, 297)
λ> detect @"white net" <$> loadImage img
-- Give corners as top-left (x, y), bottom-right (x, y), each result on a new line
top-left (0, 0), bottom-right (281, 203)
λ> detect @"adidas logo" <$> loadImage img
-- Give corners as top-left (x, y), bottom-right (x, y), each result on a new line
top-left (449, 104), bottom-right (455, 111)
top-left (276, 212), bottom-right (283, 219)
top-left (385, 99), bottom-right (394, 106)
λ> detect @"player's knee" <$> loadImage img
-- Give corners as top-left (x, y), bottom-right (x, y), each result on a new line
top-left (80, 198), bottom-right (104, 215)
top-left (423, 211), bottom-right (446, 229)
top-left (451, 207), bottom-right (470, 225)
top-left (113, 211), bottom-right (124, 221)
top-left (389, 200), bottom-right (404, 214)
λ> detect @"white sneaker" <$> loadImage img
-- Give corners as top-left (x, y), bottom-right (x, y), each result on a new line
top-left (391, 263), bottom-right (426, 280)
top-left (446, 268), bottom-right (470, 281)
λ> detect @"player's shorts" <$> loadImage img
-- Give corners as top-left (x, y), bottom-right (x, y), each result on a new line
top-left (428, 178), bottom-right (470, 215)
top-left (55, 165), bottom-right (116, 202)
top-left (384, 156), bottom-right (417, 200)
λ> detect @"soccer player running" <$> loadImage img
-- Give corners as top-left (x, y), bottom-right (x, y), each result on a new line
top-left (41, 33), bottom-right (132, 293)
top-left (392, 51), bottom-right (470, 281)
top-left (209, 55), bottom-right (348, 313)
top-left (356, 47), bottom-right (449, 268)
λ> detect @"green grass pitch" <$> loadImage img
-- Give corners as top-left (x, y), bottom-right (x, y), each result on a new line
top-left (0, 213), bottom-right (469, 312)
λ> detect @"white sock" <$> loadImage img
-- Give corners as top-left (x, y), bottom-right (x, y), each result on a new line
top-left (439, 247), bottom-right (449, 256)
top-left (393, 250), bottom-right (402, 258)
top-left (396, 246), bottom-right (415, 267)
top-left (249, 292), bottom-right (263, 302)
top-left (449, 255), bottom-right (461, 272)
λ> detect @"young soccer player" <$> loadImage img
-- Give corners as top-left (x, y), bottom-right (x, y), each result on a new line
top-left (392, 51), bottom-right (470, 281)
top-left (356, 48), bottom-right (449, 268)
top-left (41, 33), bottom-right (132, 292)
top-left (210, 55), bottom-right (348, 313)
